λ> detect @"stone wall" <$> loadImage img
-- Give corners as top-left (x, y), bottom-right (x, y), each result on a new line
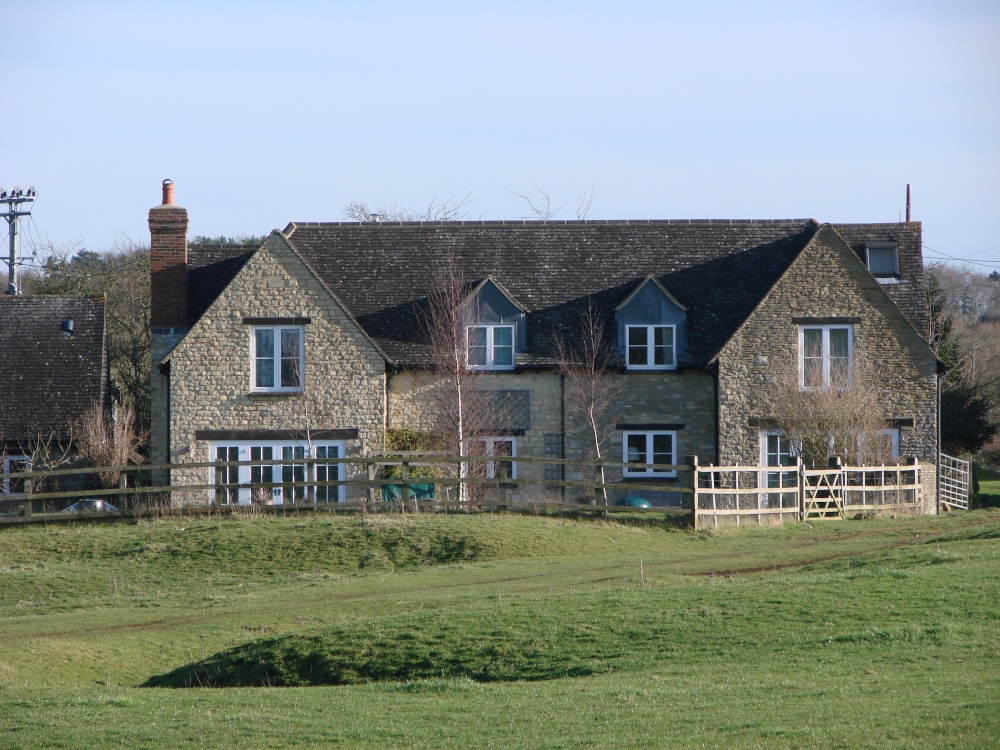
top-left (164, 234), bottom-right (386, 505)
top-left (388, 367), bottom-right (716, 503)
top-left (716, 225), bottom-right (939, 512)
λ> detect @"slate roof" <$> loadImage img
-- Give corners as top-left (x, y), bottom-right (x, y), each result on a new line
top-left (187, 243), bottom-right (256, 326)
top-left (181, 220), bottom-right (929, 369)
top-left (0, 295), bottom-right (108, 445)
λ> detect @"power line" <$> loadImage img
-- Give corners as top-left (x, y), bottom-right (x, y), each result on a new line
top-left (923, 244), bottom-right (1000, 270)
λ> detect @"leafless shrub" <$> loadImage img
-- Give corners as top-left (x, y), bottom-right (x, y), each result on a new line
top-left (73, 400), bottom-right (145, 489)
top-left (769, 361), bottom-right (895, 468)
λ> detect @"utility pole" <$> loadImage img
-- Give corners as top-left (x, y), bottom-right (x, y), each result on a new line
top-left (1, 185), bottom-right (36, 295)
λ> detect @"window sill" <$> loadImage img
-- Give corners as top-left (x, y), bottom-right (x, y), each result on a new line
top-left (248, 390), bottom-right (304, 397)
top-left (621, 474), bottom-right (678, 482)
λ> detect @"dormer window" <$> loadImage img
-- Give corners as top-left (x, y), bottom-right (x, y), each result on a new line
top-left (626, 325), bottom-right (676, 370)
top-left (616, 276), bottom-right (686, 371)
top-left (467, 324), bottom-right (514, 370)
top-left (462, 278), bottom-right (525, 371)
top-left (865, 243), bottom-right (898, 276)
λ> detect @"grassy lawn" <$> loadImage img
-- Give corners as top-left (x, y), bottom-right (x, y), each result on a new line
top-left (1, 511), bottom-right (998, 748)
top-left (978, 465), bottom-right (1000, 507)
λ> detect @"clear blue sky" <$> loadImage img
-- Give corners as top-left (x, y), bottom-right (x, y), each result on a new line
top-left (3, 0), bottom-right (998, 271)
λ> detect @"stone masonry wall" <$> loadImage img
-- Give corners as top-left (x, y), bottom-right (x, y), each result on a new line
top-left (716, 226), bottom-right (939, 513)
top-left (150, 330), bottom-right (185, 483)
top-left (388, 368), bottom-right (716, 503)
top-left (165, 234), bottom-right (386, 505)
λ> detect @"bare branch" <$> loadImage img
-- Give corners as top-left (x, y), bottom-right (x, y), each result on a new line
top-left (576, 187), bottom-right (596, 220)
top-left (509, 187), bottom-right (562, 221)
top-left (342, 193), bottom-right (474, 223)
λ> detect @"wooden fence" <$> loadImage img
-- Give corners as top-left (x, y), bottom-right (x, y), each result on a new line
top-left (1, 452), bottom-right (932, 528)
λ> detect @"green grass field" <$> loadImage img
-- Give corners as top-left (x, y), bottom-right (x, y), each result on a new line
top-left (1, 510), bottom-right (998, 748)
top-left (978, 466), bottom-right (1000, 507)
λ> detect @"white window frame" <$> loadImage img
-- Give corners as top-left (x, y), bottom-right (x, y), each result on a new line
top-left (759, 431), bottom-right (800, 508)
top-left (622, 431), bottom-right (677, 478)
top-left (799, 324), bottom-right (853, 390)
top-left (1, 455), bottom-right (30, 495)
top-left (210, 440), bottom-right (345, 505)
top-left (466, 436), bottom-right (517, 480)
top-left (251, 326), bottom-right (304, 392)
top-left (625, 324), bottom-right (676, 370)
top-left (853, 428), bottom-right (901, 464)
top-left (466, 324), bottom-right (515, 371)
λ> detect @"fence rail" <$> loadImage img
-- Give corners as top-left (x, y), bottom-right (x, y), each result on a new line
top-left (1, 452), bottom-right (937, 528)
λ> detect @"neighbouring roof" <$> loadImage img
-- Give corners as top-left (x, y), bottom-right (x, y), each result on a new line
top-left (0, 295), bottom-right (108, 445)
top-left (185, 220), bottom-right (929, 369)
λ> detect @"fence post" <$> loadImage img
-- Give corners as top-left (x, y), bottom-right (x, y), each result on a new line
top-left (401, 460), bottom-right (410, 515)
top-left (689, 455), bottom-right (699, 531)
top-left (797, 457), bottom-right (805, 521)
top-left (119, 473), bottom-right (127, 511)
top-left (24, 474), bottom-right (32, 517)
top-left (597, 461), bottom-right (607, 518)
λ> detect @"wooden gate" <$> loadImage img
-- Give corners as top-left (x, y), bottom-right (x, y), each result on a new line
top-left (803, 468), bottom-right (844, 519)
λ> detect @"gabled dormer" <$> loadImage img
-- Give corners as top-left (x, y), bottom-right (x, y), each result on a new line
top-left (464, 277), bottom-right (527, 370)
top-left (615, 276), bottom-right (687, 370)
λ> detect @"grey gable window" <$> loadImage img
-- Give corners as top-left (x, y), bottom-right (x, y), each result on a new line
top-left (865, 243), bottom-right (898, 276)
top-left (464, 278), bottom-right (526, 371)
top-left (616, 277), bottom-right (687, 370)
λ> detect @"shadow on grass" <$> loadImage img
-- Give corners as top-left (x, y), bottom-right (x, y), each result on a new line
top-left (142, 629), bottom-right (604, 688)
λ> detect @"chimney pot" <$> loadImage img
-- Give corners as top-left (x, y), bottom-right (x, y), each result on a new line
top-left (162, 179), bottom-right (174, 206)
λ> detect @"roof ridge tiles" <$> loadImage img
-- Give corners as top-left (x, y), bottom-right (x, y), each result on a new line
top-left (286, 218), bottom-right (817, 229)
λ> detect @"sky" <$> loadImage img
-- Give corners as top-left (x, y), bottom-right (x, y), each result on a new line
top-left (2, 0), bottom-right (999, 273)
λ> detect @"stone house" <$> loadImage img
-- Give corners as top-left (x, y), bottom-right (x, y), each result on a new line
top-left (149, 182), bottom-right (941, 510)
top-left (0, 294), bottom-right (109, 495)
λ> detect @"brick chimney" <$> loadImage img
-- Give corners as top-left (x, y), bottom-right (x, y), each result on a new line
top-left (149, 179), bottom-right (189, 328)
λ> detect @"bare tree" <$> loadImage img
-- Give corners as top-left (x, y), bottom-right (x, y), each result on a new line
top-left (419, 259), bottom-right (504, 500)
top-left (769, 361), bottom-right (896, 468)
top-left (551, 302), bottom-right (622, 503)
top-left (510, 187), bottom-right (598, 220)
top-left (575, 187), bottom-right (597, 220)
top-left (342, 193), bottom-right (473, 223)
top-left (509, 187), bottom-right (562, 220)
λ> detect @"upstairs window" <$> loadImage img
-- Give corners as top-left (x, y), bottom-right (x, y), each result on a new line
top-left (800, 325), bottom-right (852, 390)
top-left (866, 243), bottom-right (898, 276)
top-left (467, 325), bottom-right (514, 370)
top-left (626, 325), bottom-right (676, 370)
top-left (252, 326), bottom-right (303, 391)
